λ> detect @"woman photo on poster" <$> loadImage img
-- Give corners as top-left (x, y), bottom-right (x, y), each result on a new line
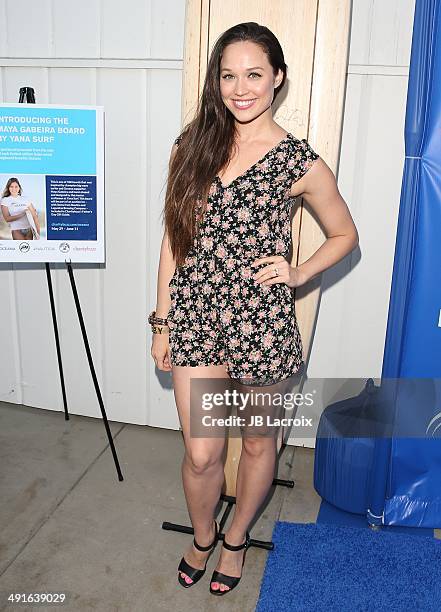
top-left (0, 177), bottom-right (40, 240)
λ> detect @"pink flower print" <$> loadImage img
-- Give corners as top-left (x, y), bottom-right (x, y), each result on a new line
top-left (270, 210), bottom-right (278, 223)
top-left (239, 224), bottom-right (247, 235)
top-left (226, 258), bottom-right (236, 271)
top-left (230, 337), bottom-right (240, 349)
top-left (201, 236), bottom-right (214, 251)
top-left (270, 304), bottom-right (281, 317)
top-left (249, 350), bottom-right (262, 363)
top-left (182, 286), bottom-right (191, 298)
top-left (262, 332), bottom-right (275, 348)
top-left (246, 192), bottom-right (254, 202)
top-left (222, 190), bottom-right (234, 204)
top-left (226, 233), bottom-right (239, 245)
top-left (241, 321), bottom-right (253, 335)
top-left (275, 239), bottom-right (286, 253)
top-left (258, 222), bottom-right (270, 237)
top-left (261, 181), bottom-right (270, 191)
top-left (221, 220), bottom-right (231, 230)
top-left (212, 213), bottom-right (221, 225)
top-left (238, 179), bottom-right (252, 190)
top-left (244, 235), bottom-right (257, 247)
top-left (275, 172), bottom-right (288, 183)
top-left (269, 359), bottom-right (282, 372)
top-left (240, 266), bottom-right (253, 280)
top-left (209, 183), bottom-right (218, 196)
top-left (220, 309), bottom-right (234, 325)
top-left (237, 208), bottom-right (251, 222)
top-left (215, 244), bottom-right (227, 259)
top-left (257, 196), bottom-right (266, 207)
top-left (241, 369), bottom-right (253, 378)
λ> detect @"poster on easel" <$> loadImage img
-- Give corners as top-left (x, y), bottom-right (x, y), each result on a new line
top-left (0, 103), bottom-right (104, 263)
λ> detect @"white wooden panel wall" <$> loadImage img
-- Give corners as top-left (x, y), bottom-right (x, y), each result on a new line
top-left (0, 0), bottom-right (185, 426)
top-left (291, 0), bottom-right (416, 447)
top-left (1, 0), bottom-right (416, 433)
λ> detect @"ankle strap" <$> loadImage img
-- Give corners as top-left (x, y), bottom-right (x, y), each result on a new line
top-left (222, 532), bottom-right (250, 551)
top-left (193, 520), bottom-right (218, 551)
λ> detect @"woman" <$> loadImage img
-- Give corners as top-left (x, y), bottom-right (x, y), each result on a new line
top-left (150, 22), bottom-right (358, 595)
top-left (1, 177), bottom-right (40, 240)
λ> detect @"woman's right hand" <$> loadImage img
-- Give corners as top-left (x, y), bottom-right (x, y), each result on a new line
top-left (151, 333), bottom-right (172, 371)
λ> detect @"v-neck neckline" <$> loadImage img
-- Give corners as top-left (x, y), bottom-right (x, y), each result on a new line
top-left (215, 132), bottom-right (293, 189)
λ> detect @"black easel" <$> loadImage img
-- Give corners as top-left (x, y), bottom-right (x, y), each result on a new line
top-left (18, 87), bottom-right (123, 481)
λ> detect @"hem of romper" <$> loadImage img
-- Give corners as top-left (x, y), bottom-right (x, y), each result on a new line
top-left (170, 359), bottom-right (227, 367)
top-left (227, 361), bottom-right (305, 387)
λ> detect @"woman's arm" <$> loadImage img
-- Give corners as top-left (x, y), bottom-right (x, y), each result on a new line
top-left (150, 142), bottom-right (179, 372)
top-left (252, 157), bottom-right (359, 287)
top-left (27, 203), bottom-right (40, 233)
top-left (1, 204), bottom-right (27, 223)
top-left (292, 158), bottom-right (359, 285)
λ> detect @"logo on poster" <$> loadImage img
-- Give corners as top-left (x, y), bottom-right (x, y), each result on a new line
top-left (19, 242), bottom-right (30, 253)
top-left (59, 242), bottom-right (70, 253)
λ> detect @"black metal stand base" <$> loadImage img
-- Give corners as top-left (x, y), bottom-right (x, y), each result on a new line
top-left (162, 476), bottom-right (294, 550)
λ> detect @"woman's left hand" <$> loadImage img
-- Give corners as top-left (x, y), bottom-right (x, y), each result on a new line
top-left (251, 255), bottom-right (306, 289)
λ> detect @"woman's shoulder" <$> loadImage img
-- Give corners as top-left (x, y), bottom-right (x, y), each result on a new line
top-left (287, 133), bottom-right (320, 162)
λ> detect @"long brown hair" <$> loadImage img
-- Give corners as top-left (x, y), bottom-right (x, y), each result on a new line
top-left (2, 177), bottom-right (22, 198)
top-left (164, 22), bottom-right (287, 267)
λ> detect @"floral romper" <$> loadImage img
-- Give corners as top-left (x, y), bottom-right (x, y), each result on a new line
top-left (167, 132), bottom-right (320, 386)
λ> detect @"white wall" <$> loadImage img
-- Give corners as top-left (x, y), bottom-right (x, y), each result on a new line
top-left (0, 0), bottom-right (186, 426)
top-left (0, 0), bottom-right (416, 434)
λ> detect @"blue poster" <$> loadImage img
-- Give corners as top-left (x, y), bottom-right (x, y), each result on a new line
top-left (0, 104), bottom-right (104, 263)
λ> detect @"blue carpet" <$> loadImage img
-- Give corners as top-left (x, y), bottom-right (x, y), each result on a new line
top-left (256, 521), bottom-right (441, 612)
top-left (317, 500), bottom-right (435, 537)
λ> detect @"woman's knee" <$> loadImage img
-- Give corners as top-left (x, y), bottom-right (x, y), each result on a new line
top-left (184, 445), bottom-right (223, 475)
top-left (241, 435), bottom-right (276, 458)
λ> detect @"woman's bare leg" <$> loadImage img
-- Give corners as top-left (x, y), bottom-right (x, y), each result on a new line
top-left (173, 363), bottom-right (229, 584)
top-left (211, 377), bottom-right (289, 592)
top-left (11, 229), bottom-right (28, 240)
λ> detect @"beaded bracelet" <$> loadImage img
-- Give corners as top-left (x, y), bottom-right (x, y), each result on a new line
top-left (148, 310), bottom-right (168, 326)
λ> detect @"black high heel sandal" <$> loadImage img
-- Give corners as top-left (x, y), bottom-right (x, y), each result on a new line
top-left (177, 519), bottom-right (219, 588)
top-left (209, 531), bottom-right (251, 596)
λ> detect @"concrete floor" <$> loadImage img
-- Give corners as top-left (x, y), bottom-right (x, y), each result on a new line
top-left (0, 401), bottom-right (321, 612)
